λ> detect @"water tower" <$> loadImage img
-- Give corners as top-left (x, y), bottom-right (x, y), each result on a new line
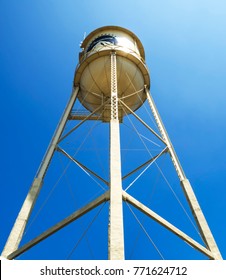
top-left (1, 26), bottom-right (222, 260)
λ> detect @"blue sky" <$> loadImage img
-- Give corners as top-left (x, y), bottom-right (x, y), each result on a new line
top-left (0, 0), bottom-right (226, 260)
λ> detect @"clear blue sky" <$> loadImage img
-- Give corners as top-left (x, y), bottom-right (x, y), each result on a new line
top-left (0, 0), bottom-right (226, 260)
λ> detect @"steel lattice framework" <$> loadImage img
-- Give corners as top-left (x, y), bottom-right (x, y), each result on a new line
top-left (1, 26), bottom-right (222, 260)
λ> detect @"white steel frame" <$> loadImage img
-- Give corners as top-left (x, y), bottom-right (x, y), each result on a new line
top-left (1, 53), bottom-right (222, 260)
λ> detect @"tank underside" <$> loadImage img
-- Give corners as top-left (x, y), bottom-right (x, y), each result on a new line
top-left (74, 51), bottom-right (150, 122)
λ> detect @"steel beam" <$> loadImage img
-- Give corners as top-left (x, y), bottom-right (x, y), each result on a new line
top-left (37, 86), bottom-right (79, 179)
top-left (122, 146), bottom-right (168, 181)
top-left (7, 191), bottom-right (109, 260)
top-left (119, 99), bottom-right (167, 145)
top-left (108, 52), bottom-right (125, 260)
top-left (180, 179), bottom-right (222, 259)
top-left (57, 146), bottom-right (109, 187)
top-left (145, 87), bottom-right (222, 260)
top-left (1, 178), bottom-right (42, 258)
top-left (123, 191), bottom-right (214, 259)
top-left (59, 100), bottom-right (109, 143)
top-left (1, 87), bottom-right (79, 258)
top-left (145, 87), bottom-right (185, 181)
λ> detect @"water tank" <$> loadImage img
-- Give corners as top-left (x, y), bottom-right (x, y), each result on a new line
top-left (74, 26), bottom-right (150, 122)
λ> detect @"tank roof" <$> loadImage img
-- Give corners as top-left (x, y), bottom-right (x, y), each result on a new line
top-left (81, 25), bottom-right (145, 60)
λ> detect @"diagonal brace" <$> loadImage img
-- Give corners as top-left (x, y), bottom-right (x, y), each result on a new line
top-left (57, 146), bottom-right (109, 187)
top-left (122, 191), bottom-right (214, 259)
top-left (119, 99), bottom-right (167, 145)
top-left (7, 191), bottom-right (110, 260)
top-left (122, 146), bottom-right (168, 180)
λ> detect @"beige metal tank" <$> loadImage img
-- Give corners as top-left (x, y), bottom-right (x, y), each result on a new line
top-left (74, 26), bottom-right (150, 122)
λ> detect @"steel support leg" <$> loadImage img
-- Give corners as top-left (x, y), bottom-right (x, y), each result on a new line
top-left (180, 179), bottom-right (222, 259)
top-left (108, 52), bottom-right (125, 260)
top-left (1, 87), bottom-right (79, 258)
top-left (145, 87), bottom-right (222, 260)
